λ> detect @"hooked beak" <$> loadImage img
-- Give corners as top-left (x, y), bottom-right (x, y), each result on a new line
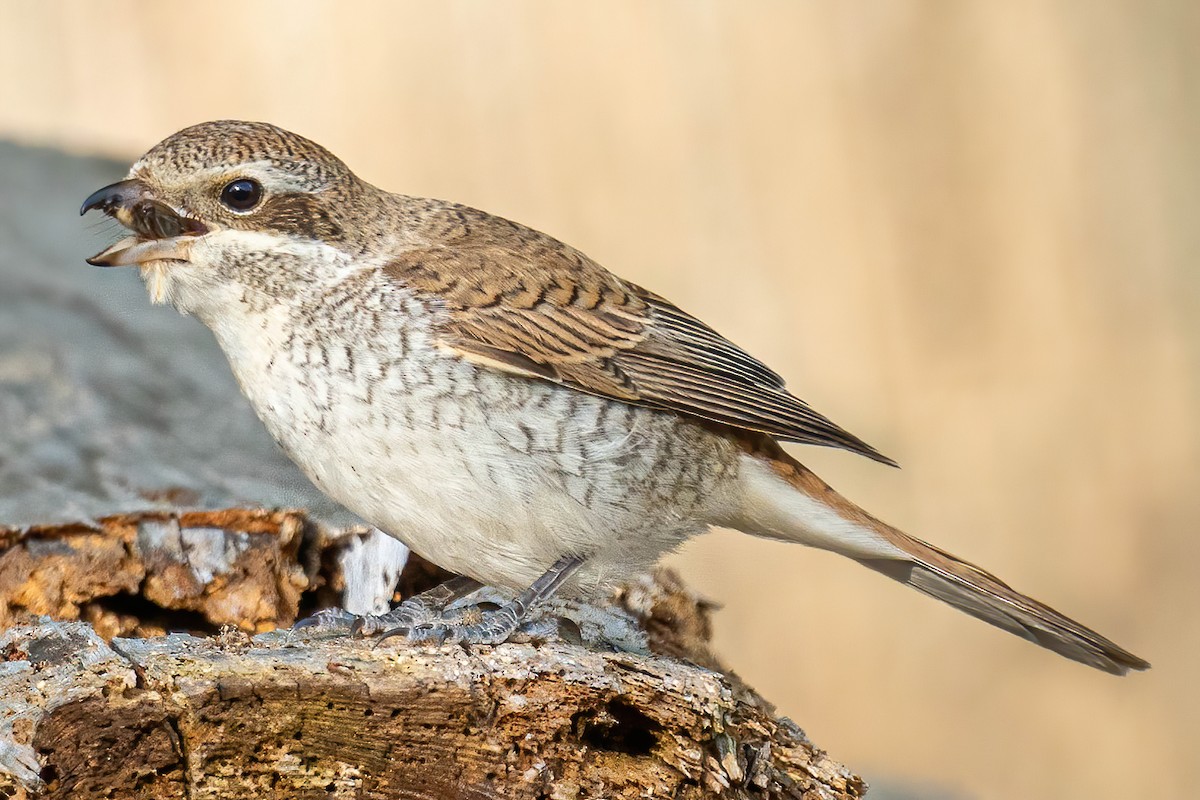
top-left (80, 179), bottom-right (208, 267)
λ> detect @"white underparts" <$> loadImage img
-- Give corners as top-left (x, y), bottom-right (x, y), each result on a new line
top-left (735, 455), bottom-right (908, 560)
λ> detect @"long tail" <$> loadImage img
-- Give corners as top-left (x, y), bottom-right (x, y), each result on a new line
top-left (734, 439), bottom-right (1149, 675)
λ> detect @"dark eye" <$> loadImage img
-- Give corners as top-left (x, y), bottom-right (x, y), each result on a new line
top-left (220, 178), bottom-right (262, 212)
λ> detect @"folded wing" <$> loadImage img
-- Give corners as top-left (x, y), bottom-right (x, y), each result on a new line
top-left (385, 212), bottom-right (895, 466)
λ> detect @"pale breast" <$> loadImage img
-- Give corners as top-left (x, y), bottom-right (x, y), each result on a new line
top-left (209, 269), bottom-right (743, 591)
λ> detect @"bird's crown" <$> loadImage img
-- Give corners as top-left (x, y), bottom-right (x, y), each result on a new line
top-left (134, 120), bottom-right (350, 187)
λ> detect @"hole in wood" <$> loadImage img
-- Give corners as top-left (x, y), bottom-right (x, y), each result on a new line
top-left (87, 592), bottom-right (220, 636)
top-left (572, 697), bottom-right (660, 757)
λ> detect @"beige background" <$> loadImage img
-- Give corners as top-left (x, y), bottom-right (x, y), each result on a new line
top-left (2, 2), bottom-right (1196, 797)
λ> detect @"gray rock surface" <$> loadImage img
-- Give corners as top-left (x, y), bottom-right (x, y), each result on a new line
top-left (0, 140), bottom-right (360, 529)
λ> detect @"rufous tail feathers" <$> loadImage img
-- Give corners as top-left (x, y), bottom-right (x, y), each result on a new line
top-left (737, 439), bottom-right (1149, 675)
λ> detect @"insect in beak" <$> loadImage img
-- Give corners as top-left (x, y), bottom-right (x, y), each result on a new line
top-left (81, 179), bottom-right (208, 267)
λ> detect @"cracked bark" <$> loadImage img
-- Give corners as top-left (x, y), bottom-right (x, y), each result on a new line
top-left (0, 510), bottom-right (865, 799)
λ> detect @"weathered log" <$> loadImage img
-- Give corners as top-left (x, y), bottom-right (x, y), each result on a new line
top-left (0, 510), bottom-right (315, 639)
top-left (0, 512), bottom-right (864, 798)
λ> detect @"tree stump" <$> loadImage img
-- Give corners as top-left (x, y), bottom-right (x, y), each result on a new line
top-left (0, 511), bottom-right (865, 799)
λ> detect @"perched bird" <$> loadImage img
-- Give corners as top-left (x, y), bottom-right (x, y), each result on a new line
top-left (82, 120), bottom-right (1147, 674)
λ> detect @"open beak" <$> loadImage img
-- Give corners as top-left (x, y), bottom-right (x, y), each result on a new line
top-left (80, 179), bottom-right (208, 267)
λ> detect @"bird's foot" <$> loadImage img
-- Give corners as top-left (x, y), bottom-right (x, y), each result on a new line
top-left (290, 606), bottom-right (361, 633)
top-left (291, 575), bottom-right (483, 637)
top-left (378, 602), bottom-right (525, 646)
top-left (378, 554), bottom-right (585, 647)
top-left (349, 592), bottom-right (457, 636)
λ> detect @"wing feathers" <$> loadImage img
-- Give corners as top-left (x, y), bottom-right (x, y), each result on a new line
top-left (621, 351), bottom-right (890, 459)
top-left (384, 216), bottom-right (894, 465)
top-left (640, 294), bottom-right (787, 387)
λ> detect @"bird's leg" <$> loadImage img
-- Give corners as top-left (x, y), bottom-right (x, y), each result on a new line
top-left (293, 575), bottom-right (482, 635)
top-left (377, 554), bottom-right (585, 646)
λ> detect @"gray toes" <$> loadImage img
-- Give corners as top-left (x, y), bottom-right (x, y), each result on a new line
top-left (291, 607), bottom-right (359, 631)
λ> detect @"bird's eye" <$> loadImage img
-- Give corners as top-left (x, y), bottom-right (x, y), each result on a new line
top-left (219, 178), bottom-right (263, 212)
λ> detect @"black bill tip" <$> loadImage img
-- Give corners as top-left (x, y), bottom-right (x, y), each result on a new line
top-left (80, 178), bottom-right (146, 217)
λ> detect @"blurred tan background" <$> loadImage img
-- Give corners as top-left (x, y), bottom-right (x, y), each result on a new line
top-left (2, 1), bottom-right (1196, 797)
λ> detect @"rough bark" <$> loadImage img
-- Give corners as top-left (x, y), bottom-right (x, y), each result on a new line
top-left (0, 512), bottom-right (865, 799)
top-left (0, 510), bottom-right (316, 639)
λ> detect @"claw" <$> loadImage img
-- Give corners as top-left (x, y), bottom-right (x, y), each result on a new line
top-left (292, 607), bottom-right (358, 631)
top-left (371, 614), bottom-right (513, 647)
top-left (375, 624), bottom-right (447, 647)
top-left (373, 626), bottom-right (405, 647)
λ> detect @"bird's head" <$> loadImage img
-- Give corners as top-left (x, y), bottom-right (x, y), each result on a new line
top-left (81, 120), bottom-right (385, 316)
